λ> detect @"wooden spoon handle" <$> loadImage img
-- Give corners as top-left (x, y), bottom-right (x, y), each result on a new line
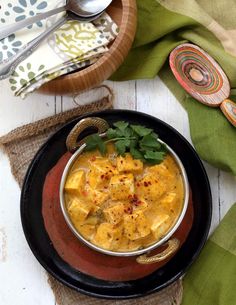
top-left (220, 99), bottom-right (236, 127)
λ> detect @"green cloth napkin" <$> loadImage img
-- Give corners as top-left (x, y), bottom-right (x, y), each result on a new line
top-left (182, 203), bottom-right (236, 305)
top-left (111, 0), bottom-right (236, 176)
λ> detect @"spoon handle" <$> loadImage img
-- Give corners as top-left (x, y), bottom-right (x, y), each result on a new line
top-left (0, 6), bottom-right (66, 41)
top-left (0, 16), bottom-right (67, 80)
top-left (220, 99), bottom-right (236, 127)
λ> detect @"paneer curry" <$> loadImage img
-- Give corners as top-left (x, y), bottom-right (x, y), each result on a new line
top-left (64, 144), bottom-right (184, 252)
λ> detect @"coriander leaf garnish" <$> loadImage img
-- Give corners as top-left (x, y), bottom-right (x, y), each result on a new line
top-left (84, 121), bottom-right (167, 164)
top-left (106, 128), bottom-right (117, 139)
top-left (85, 134), bottom-right (106, 155)
top-left (144, 150), bottom-right (166, 160)
top-left (130, 125), bottom-right (152, 137)
top-left (115, 140), bottom-right (128, 155)
top-left (113, 121), bottom-right (129, 132)
top-left (140, 134), bottom-right (161, 149)
top-left (130, 147), bottom-right (145, 160)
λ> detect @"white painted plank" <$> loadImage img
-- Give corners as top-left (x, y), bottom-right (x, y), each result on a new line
top-left (219, 171), bottom-right (236, 220)
top-left (61, 80), bottom-right (136, 112)
top-left (105, 80), bottom-right (136, 110)
top-left (0, 154), bottom-right (55, 305)
top-left (136, 77), bottom-right (191, 139)
top-left (203, 165), bottom-right (220, 234)
top-left (0, 80), bottom-right (56, 135)
top-left (0, 79), bottom-right (56, 305)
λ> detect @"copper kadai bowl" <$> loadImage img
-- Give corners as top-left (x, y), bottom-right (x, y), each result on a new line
top-left (59, 117), bottom-right (189, 264)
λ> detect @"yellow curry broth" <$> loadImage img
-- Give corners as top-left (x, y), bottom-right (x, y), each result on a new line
top-left (64, 143), bottom-right (184, 252)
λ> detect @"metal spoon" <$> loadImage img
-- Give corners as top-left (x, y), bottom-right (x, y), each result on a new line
top-left (0, 11), bottom-right (103, 80)
top-left (0, 0), bottom-right (112, 41)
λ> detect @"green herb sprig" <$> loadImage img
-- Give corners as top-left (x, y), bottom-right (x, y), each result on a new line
top-left (85, 121), bottom-right (167, 164)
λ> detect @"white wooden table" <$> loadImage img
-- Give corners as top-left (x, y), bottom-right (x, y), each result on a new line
top-left (0, 77), bottom-right (235, 305)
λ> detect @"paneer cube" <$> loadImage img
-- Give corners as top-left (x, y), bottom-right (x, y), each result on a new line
top-left (151, 214), bottom-right (170, 239)
top-left (117, 153), bottom-right (143, 174)
top-left (123, 214), bottom-right (136, 240)
top-left (132, 198), bottom-right (149, 212)
top-left (128, 239), bottom-right (143, 251)
top-left (149, 161), bottom-right (174, 183)
top-left (68, 198), bottom-right (92, 223)
top-left (64, 170), bottom-right (85, 195)
top-left (93, 223), bottom-right (122, 250)
top-left (160, 192), bottom-right (177, 206)
top-left (103, 202), bottom-right (125, 225)
top-left (109, 174), bottom-right (134, 200)
top-left (87, 187), bottom-right (109, 207)
top-left (88, 158), bottom-right (117, 189)
top-left (136, 173), bottom-right (167, 202)
top-left (76, 224), bottom-right (96, 241)
top-left (124, 211), bottom-right (150, 240)
top-left (136, 211), bottom-right (151, 238)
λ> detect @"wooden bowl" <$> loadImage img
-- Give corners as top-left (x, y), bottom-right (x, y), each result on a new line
top-left (38, 0), bottom-right (137, 95)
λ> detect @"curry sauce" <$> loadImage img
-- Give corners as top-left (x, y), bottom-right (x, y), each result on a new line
top-left (64, 143), bottom-right (184, 252)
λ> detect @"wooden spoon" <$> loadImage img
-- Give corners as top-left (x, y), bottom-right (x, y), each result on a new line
top-left (169, 43), bottom-right (236, 127)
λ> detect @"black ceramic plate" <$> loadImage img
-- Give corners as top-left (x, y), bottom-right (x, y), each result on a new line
top-left (21, 110), bottom-right (212, 299)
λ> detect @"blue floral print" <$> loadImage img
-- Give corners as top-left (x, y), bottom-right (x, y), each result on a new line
top-left (0, 34), bottom-right (22, 62)
top-left (12, 0), bottom-right (48, 28)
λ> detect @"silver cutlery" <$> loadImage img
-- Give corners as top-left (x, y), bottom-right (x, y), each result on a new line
top-left (0, 0), bottom-right (112, 41)
top-left (0, 12), bottom-right (102, 80)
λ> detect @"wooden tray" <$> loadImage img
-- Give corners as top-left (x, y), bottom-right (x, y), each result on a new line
top-left (38, 0), bottom-right (137, 95)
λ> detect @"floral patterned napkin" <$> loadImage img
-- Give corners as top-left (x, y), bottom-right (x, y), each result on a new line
top-left (0, 0), bottom-right (118, 98)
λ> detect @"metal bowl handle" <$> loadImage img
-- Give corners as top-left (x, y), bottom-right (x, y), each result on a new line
top-left (66, 117), bottom-right (109, 153)
top-left (136, 238), bottom-right (180, 264)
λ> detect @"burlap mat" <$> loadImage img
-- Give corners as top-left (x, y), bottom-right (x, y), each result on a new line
top-left (0, 89), bottom-right (183, 305)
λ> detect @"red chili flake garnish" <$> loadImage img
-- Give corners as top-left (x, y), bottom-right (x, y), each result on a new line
top-left (101, 174), bottom-right (105, 179)
top-left (134, 200), bottom-right (142, 206)
top-left (129, 194), bottom-right (141, 206)
top-left (148, 181), bottom-right (152, 185)
top-left (124, 206), bottom-right (133, 214)
top-left (90, 156), bottom-right (96, 162)
top-left (136, 183), bottom-right (140, 187)
top-left (144, 181), bottom-right (148, 187)
top-left (128, 194), bottom-right (133, 199)
top-left (82, 191), bottom-right (88, 196)
top-left (120, 160), bottom-right (123, 164)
